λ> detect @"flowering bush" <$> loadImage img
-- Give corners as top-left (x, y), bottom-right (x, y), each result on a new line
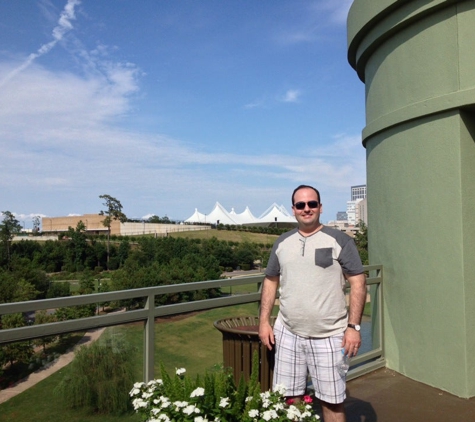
top-left (130, 363), bottom-right (320, 421)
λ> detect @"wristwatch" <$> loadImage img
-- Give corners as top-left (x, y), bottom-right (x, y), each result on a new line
top-left (347, 323), bottom-right (361, 331)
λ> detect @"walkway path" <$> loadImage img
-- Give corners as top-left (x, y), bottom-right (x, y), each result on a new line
top-left (0, 327), bottom-right (106, 404)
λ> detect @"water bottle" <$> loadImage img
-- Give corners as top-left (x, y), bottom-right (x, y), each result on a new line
top-left (337, 349), bottom-right (350, 377)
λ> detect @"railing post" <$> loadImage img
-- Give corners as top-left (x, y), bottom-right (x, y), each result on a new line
top-left (144, 292), bottom-right (155, 382)
top-left (370, 267), bottom-right (383, 354)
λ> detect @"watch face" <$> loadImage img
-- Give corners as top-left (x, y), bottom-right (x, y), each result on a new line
top-left (349, 323), bottom-right (361, 331)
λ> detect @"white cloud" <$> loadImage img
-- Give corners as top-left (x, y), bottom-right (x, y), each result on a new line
top-left (274, 0), bottom-right (353, 45)
top-left (281, 89), bottom-right (301, 103)
top-left (0, 0), bottom-right (80, 88)
top-left (0, 59), bottom-right (140, 131)
top-left (0, 60), bottom-right (364, 196)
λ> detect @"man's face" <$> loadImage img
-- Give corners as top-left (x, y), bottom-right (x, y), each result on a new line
top-left (292, 187), bottom-right (322, 229)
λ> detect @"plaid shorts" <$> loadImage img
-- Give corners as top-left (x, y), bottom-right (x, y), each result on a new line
top-left (273, 317), bottom-right (346, 404)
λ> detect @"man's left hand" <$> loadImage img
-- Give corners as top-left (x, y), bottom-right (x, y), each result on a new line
top-left (342, 328), bottom-right (361, 357)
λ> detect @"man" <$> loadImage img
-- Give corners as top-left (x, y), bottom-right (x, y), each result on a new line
top-left (259, 185), bottom-right (366, 422)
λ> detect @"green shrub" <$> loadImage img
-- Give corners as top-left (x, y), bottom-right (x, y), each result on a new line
top-left (55, 333), bottom-right (136, 414)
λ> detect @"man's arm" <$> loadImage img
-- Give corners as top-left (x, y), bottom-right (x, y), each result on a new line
top-left (258, 275), bottom-right (279, 350)
top-left (342, 272), bottom-right (366, 356)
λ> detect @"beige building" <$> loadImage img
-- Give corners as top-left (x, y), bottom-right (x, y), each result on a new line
top-left (42, 214), bottom-right (210, 236)
top-left (42, 214), bottom-right (115, 235)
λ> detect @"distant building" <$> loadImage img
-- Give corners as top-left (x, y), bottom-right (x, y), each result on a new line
top-left (357, 197), bottom-right (368, 225)
top-left (336, 211), bottom-right (348, 221)
top-left (346, 200), bottom-right (358, 225)
top-left (346, 197), bottom-right (368, 226)
top-left (41, 214), bottom-right (209, 237)
top-left (351, 184), bottom-right (367, 201)
top-left (346, 185), bottom-right (368, 226)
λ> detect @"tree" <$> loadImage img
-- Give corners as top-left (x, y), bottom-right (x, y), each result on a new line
top-left (99, 195), bottom-right (127, 269)
top-left (66, 221), bottom-right (88, 272)
top-left (0, 268), bottom-right (39, 303)
top-left (235, 242), bottom-right (258, 270)
top-left (0, 313), bottom-right (33, 366)
top-left (32, 216), bottom-right (41, 235)
top-left (78, 269), bottom-right (95, 295)
top-left (33, 310), bottom-right (57, 353)
top-left (354, 220), bottom-right (369, 265)
top-left (46, 281), bottom-right (71, 298)
top-left (147, 215), bottom-right (174, 224)
top-left (147, 215), bottom-right (161, 224)
top-left (0, 211), bottom-right (22, 268)
top-left (55, 334), bottom-right (136, 414)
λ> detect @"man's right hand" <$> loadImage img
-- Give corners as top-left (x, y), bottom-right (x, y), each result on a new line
top-left (259, 321), bottom-right (275, 351)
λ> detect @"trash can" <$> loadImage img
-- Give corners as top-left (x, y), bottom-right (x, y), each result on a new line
top-left (214, 316), bottom-right (276, 391)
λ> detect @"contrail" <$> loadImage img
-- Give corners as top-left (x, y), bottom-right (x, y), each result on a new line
top-left (0, 0), bottom-right (81, 88)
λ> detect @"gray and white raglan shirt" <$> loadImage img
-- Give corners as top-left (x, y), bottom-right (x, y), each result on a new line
top-left (265, 226), bottom-right (364, 338)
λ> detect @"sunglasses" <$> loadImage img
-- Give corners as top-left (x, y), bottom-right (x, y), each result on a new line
top-left (293, 200), bottom-right (319, 210)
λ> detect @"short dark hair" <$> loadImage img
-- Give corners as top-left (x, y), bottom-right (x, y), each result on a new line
top-left (291, 185), bottom-right (321, 205)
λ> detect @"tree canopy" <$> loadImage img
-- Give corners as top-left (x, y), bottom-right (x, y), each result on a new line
top-left (0, 211), bottom-right (22, 267)
top-left (99, 194), bottom-right (127, 269)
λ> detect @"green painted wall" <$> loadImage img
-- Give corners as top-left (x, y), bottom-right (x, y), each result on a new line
top-left (348, 0), bottom-right (475, 397)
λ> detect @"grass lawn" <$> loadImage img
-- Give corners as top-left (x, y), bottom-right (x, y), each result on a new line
top-left (0, 368), bottom-right (139, 422)
top-left (170, 228), bottom-right (279, 244)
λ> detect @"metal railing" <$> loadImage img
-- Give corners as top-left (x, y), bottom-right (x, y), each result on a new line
top-left (0, 265), bottom-right (384, 382)
top-left (346, 264), bottom-right (385, 380)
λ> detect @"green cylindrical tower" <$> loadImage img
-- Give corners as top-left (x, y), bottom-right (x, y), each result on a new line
top-left (348, 0), bottom-right (475, 398)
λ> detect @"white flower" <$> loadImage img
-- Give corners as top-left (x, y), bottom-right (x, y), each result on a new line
top-left (129, 387), bottom-right (141, 397)
top-left (248, 409), bottom-right (260, 418)
top-left (173, 400), bottom-right (189, 410)
top-left (161, 401), bottom-right (171, 409)
top-left (287, 405), bottom-right (301, 420)
top-left (134, 381), bottom-right (145, 388)
top-left (175, 400), bottom-right (188, 406)
top-left (190, 387), bottom-right (205, 397)
top-left (219, 397), bottom-right (230, 408)
top-left (156, 414), bottom-right (171, 422)
top-left (194, 417), bottom-right (208, 422)
top-left (262, 398), bottom-right (271, 408)
top-left (183, 404), bottom-right (198, 415)
top-left (176, 367), bottom-right (186, 376)
top-left (132, 398), bottom-right (148, 409)
top-left (262, 409), bottom-right (278, 420)
top-left (274, 384), bottom-right (287, 395)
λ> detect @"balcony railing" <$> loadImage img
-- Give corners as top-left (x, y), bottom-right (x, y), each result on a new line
top-left (0, 265), bottom-right (384, 383)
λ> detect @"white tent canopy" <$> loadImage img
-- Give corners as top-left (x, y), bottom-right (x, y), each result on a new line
top-left (229, 206), bottom-right (258, 225)
top-left (184, 202), bottom-right (297, 227)
top-left (204, 202), bottom-right (236, 225)
top-left (184, 208), bottom-right (207, 224)
top-left (255, 203), bottom-right (296, 225)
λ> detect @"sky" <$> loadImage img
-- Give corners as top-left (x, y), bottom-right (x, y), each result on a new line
top-left (0, 0), bottom-right (366, 228)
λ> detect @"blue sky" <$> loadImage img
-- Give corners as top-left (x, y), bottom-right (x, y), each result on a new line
top-left (0, 0), bottom-right (365, 227)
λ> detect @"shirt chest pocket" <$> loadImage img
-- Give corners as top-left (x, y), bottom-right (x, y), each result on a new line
top-left (315, 248), bottom-right (333, 269)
